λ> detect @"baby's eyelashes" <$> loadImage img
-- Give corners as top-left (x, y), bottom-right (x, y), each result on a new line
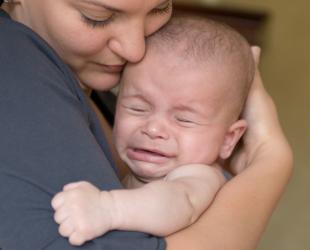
top-left (176, 117), bottom-right (195, 124)
top-left (174, 115), bottom-right (199, 127)
top-left (122, 104), bottom-right (150, 115)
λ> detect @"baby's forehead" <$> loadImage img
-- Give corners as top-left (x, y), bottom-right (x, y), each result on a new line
top-left (145, 39), bottom-right (239, 72)
top-left (124, 47), bottom-right (237, 92)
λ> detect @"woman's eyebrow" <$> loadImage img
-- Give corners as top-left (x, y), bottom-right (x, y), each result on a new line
top-left (79, 0), bottom-right (122, 12)
top-left (80, 0), bottom-right (171, 12)
top-left (158, 0), bottom-right (171, 8)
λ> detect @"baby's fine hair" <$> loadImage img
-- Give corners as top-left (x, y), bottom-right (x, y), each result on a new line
top-left (147, 15), bottom-right (255, 120)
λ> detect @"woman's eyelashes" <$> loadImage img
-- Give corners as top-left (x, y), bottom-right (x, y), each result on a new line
top-left (80, 13), bottom-right (115, 28)
top-left (81, 1), bottom-right (172, 28)
top-left (150, 1), bottom-right (172, 15)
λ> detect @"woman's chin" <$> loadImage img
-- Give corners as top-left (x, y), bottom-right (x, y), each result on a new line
top-left (79, 73), bottom-right (121, 91)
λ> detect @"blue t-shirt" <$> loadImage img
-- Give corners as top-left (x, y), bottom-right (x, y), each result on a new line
top-left (0, 9), bottom-right (165, 250)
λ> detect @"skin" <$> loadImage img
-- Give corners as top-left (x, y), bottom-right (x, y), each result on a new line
top-left (4, 0), bottom-right (172, 90)
top-left (113, 49), bottom-right (247, 183)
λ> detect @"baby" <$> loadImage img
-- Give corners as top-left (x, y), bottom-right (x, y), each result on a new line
top-left (52, 16), bottom-right (255, 246)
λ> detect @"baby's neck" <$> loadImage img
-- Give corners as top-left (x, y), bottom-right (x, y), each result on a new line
top-left (122, 173), bottom-right (147, 189)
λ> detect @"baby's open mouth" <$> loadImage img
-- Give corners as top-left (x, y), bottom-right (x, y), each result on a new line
top-left (127, 147), bottom-right (174, 164)
top-left (133, 148), bottom-right (167, 157)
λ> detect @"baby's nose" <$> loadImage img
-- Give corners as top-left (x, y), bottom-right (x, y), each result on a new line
top-left (141, 119), bottom-right (169, 140)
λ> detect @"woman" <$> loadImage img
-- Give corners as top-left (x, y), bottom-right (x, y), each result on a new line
top-left (0, 0), bottom-right (293, 249)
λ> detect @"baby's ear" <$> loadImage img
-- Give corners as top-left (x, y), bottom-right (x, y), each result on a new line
top-left (219, 119), bottom-right (247, 160)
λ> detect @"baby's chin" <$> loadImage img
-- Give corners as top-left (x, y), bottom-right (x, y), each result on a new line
top-left (133, 174), bottom-right (162, 185)
top-left (127, 161), bottom-right (172, 183)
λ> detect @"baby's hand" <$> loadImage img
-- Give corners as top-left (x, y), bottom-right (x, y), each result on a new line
top-left (51, 181), bottom-right (114, 246)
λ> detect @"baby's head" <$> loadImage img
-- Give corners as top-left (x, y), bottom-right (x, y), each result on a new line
top-left (113, 16), bottom-right (255, 182)
top-left (146, 15), bottom-right (255, 121)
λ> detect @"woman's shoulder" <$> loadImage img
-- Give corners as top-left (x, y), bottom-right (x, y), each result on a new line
top-left (0, 9), bottom-right (49, 56)
top-left (0, 9), bottom-right (81, 99)
top-left (0, 10), bottom-right (63, 72)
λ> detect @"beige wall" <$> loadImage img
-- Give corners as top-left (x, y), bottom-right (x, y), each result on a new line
top-left (176, 0), bottom-right (310, 249)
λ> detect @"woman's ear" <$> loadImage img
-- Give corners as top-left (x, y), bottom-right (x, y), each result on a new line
top-left (219, 119), bottom-right (247, 160)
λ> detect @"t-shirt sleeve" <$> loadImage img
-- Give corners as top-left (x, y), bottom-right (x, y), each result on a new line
top-left (0, 13), bottom-right (165, 250)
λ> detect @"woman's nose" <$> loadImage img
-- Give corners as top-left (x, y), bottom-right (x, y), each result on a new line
top-left (141, 119), bottom-right (170, 140)
top-left (108, 20), bottom-right (146, 63)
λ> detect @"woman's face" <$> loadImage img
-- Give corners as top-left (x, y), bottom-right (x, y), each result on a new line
top-left (18, 0), bottom-right (172, 90)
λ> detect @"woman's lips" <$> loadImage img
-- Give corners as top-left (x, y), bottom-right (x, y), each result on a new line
top-left (127, 148), bottom-right (173, 164)
top-left (96, 63), bottom-right (125, 73)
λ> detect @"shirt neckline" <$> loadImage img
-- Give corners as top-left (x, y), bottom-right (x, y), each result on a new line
top-left (0, 8), bottom-right (10, 18)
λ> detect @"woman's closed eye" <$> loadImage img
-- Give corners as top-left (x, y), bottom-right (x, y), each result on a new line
top-left (80, 1), bottom-right (171, 28)
top-left (150, 0), bottom-right (172, 15)
top-left (81, 12), bottom-right (115, 28)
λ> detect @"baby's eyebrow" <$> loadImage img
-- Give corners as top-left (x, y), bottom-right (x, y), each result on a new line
top-left (122, 93), bottom-right (143, 99)
top-left (121, 94), bottom-right (150, 104)
top-left (174, 104), bottom-right (201, 114)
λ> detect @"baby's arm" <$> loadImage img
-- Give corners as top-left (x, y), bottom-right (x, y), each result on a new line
top-left (52, 164), bottom-right (225, 245)
top-left (112, 164), bottom-right (225, 235)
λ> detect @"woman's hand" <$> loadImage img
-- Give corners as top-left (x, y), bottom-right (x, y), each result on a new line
top-left (229, 46), bottom-right (293, 175)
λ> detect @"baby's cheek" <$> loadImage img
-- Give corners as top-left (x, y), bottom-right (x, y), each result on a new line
top-left (116, 127), bottom-right (129, 147)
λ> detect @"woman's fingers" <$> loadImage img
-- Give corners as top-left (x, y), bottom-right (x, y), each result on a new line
top-left (251, 46), bottom-right (261, 66)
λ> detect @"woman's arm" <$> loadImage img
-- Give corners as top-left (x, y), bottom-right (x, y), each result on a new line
top-left (165, 47), bottom-right (293, 250)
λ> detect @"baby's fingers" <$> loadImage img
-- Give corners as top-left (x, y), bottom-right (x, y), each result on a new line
top-left (63, 181), bottom-right (84, 191)
top-left (54, 207), bottom-right (68, 224)
top-left (69, 231), bottom-right (86, 246)
top-left (58, 219), bottom-right (75, 238)
top-left (51, 192), bottom-right (64, 210)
